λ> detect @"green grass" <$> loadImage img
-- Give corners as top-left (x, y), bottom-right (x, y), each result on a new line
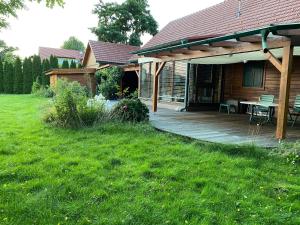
top-left (0, 95), bottom-right (299, 225)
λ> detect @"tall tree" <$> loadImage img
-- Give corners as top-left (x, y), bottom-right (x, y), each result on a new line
top-left (23, 57), bottom-right (33, 94)
top-left (0, 40), bottom-right (17, 63)
top-left (0, 0), bottom-right (64, 30)
top-left (0, 59), bottom-right (3, 93)
top-left (3, 62), bottom-right (14, 93)
top-left (42, 59), bottom-right (50, 86)
top-left (32, 55), bottom-right (42, 83)
top-left (61, 60), bottom-right (69, 69)
top-left (13, 57), bottom-right (23, 94)
top-left (62, 36), bottom-right (85, 52)
top-left (49, 55), bottom-right (58, 69)
top-left (70, 60), bottom-right (77, 69)
top-left (91, 0), bottom-right (158, 46)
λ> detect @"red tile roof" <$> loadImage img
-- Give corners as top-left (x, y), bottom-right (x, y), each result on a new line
top-left (143, 0), bottom-right (300, 49)
top-left (88, 40), bottom-right (140, 65)
top-left (39, 47), bottom-right (83, 60)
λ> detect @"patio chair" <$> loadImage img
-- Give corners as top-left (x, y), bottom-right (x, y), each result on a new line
top-left (289, 95), bottom-right (300, 127)
top-left (219, 99), bottom-right (238, 114)
top-left (253, 95), bottom-right (275, 123)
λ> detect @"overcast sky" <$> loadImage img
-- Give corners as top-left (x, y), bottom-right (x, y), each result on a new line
top-left (0, 0), bottom-right (223, 58)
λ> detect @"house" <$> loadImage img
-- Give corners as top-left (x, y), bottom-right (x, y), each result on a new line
top-left (133, 0), bottom-right (300, 141)
top-left (82, 40), bottom-right (140, 94)
top-left (39, 47), bottom-right (84, 66)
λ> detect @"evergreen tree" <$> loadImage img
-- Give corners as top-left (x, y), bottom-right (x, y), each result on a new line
top-left (23, 57), bottom-right (33, 94)
top-left (0, 59), bottom-right (3, 93)
top-left (49, 55), bottom-right (58, 69)
top-left (13, 57), bottom-right (23, 94)
top-left (3, 62), bottom-right (14, 93)
top-left (42, 59), bottom-right (51, 86)
top-left (70, 60), bottom-right (77, 68)
top-left (61, 60), bottom-right (69, 69)
top-left (77, 63), bottom-right (83, 69)
top-left (32, 55), bottom-right (42, 84)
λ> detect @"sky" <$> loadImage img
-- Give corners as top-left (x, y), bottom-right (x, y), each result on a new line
top-left (0, 0), bottom-right (223, 58)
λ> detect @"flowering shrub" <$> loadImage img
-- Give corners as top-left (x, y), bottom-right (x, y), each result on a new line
top-left (111, 98), bottom-right (149, 122)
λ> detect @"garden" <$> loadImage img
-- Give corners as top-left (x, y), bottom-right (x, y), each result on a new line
top-left (0, 91), bottom-right (299, 224)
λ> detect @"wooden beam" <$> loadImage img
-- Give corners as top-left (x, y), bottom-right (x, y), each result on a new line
top-left (237, 35), bottom-right (262, 43)
top-left (276, 43), bottom-right (294, 140)
top-left (148, 39), bottom-right (290, 62)
top-left (265, 51), bottom-right (282, 73)
top-left (152, 63), bottom-right (159, 112)
top-left (188, 45), bottom-right (211, 51)
top-left (210, 41), bottom-right (242, 48)
top-left (155, 62), bottom-right (166, 77)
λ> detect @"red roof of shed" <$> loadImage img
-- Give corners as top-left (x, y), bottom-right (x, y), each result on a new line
top-left (87, 40), bottom-right (140, 65)
top-left (39, 47), bottom-right (83, 61)
top-left (143, 0), bottom-right (300, 49)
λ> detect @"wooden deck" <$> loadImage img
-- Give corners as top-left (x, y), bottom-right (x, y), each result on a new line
top-left (150, 107), bottom-right (300, 147)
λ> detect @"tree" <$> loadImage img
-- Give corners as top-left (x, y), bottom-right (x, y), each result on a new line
top-left (91, 0), bottom-right (158, 46)
top-left (3, 62), bottom-right (14, 93)
top-left (0, 59), bottom-right (3, 93)
top-left (0, 0), bottom-right (64, 30)
top-left (49, 55), bottom-right (58, 69)
top-left (13, 57), bottom-right (23, 94)
top-left (23, 57), bottom-right (33, 94)
top-left (32, 55), bottom-right (42, 84)
top-left (62, 36), bottom-right (85, 52)
top-left (70, 60), bottom-right (77, 69)
top-left (61, 60), bottom-right (69, 69)
top-left (0, 40), bottom-right (17, 63)
top-left (42, 59), bottom-right (50, 86)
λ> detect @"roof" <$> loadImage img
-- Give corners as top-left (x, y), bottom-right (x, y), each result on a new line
top-left (39, 47), bottom-right (84, 61)
top-left (85, 40), bottom-right (140, 65)
top-left (46, 68), bottom-right (96, 76)
top-left (143, 0), bottom-right (300, 50)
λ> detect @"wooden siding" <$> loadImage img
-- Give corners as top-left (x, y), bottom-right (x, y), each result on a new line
top-left (224, 56), bottom-right (300, 104)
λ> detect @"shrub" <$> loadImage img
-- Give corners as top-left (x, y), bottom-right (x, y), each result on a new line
top-left (111, 98), bottom-right (149, 122)
top-left (43, 79), bottom-right (108, 128)
top-left (31, 82), bottom-right (54, 98)
top-left (97, 66), bottom-right (122, 100)
top-left (274, 142), bottom-right (300, 165)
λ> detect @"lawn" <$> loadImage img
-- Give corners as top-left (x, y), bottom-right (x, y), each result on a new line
top-left (0, 95), bottom-right (299, 225)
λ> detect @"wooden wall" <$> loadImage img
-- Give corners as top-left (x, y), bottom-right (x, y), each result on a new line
top-left (223, 56), bottom-right (300, 104)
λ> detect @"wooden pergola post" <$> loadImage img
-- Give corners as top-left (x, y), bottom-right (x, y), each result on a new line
top-left (152, 62), bottom-right (166, 112)
top-left (276, 43), bottom-right (294, 140)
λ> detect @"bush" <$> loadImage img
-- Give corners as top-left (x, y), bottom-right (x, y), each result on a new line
top-left (31, 82), bottom-right (54, 98)
top-left (111, 98), bottom-right (149, 122)
top-left (274, 142), bottom-right (300, 165)
top-left (43, 79), bottom-right (108, 128)
top-left (97, 66), bottom-right (122, 100)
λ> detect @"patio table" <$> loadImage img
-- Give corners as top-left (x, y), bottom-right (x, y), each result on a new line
top-left (240, 101), bottom-right (278, 124)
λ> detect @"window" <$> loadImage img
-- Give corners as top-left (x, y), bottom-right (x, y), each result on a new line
top-left (243, 61), bottom-right (265, 88)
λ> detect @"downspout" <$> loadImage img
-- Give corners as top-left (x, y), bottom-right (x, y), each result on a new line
top-left (261, 29), bottom-right (270, 53)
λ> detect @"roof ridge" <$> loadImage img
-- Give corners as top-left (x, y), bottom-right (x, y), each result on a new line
top-left (88, 40), bottom-right (140, 49)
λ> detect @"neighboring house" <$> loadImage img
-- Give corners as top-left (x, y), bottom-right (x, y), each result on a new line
top-left (82, 40), bottom-right (140, 94)
top-left (133, 0), bottom-right (300, 140)
top-left (39, 47), bottom-right (84, 66)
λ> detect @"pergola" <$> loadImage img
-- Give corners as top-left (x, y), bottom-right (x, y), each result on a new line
top-left (133, 23), bottom-right (300, 140)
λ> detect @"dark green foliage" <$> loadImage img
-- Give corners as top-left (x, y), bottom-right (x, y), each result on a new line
top-left (61, 60), bottom-right (69, 69)
top-left (3, 62), bottom-right (14, 93)
top-left (0, 40), bottom-right (17, 63)
top-left (32, 55), bottom-right (42, 84)
top-left (23, 57), bottom-right (33, 94)
top-left (49, 55), bottom-right (58, 69)
top-left (0, 59), bottom-right (3, 93)
top-left (13, 57), bottom-right (23, 94)
top-left (41, 59), bottom-right (50, 85)
top-left (77, 63), bottom-right (83, 68)
top-left (91, 0), bottom-right (158, 46)
top-left (111, 98), bottom-right (149, 122)
top-left (97, 66), bottom-right (122, 100)
top-left (61, 36), bottom-right (85, 52)
top-left (70, 60), bottom-right (77, 68)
